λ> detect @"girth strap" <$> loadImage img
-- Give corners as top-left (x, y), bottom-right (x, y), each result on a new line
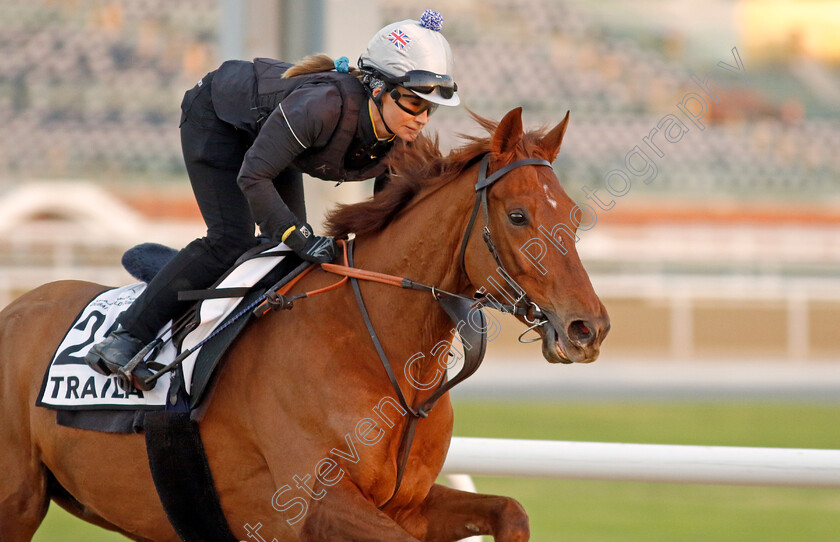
top-left (145, 411), bottom-right (238, 542)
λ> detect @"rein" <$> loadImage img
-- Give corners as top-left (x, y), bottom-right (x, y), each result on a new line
top-left (281, 153), bottom-right (555, 506)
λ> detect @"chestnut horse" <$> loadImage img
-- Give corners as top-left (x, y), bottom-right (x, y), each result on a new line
top-left (0, 107), bottom-right (608, 541)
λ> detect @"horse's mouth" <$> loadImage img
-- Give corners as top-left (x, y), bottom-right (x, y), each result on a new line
top-left (538, 315), bottom-right (601, 365)
top-left (540, 320), bottom-right (574, 364)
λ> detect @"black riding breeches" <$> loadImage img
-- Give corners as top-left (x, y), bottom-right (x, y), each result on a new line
top-left (118, 73), bottom-right (306, 344)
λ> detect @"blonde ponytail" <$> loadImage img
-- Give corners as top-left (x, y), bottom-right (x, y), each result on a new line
top-left (282, 53), bottom-right (363, 80)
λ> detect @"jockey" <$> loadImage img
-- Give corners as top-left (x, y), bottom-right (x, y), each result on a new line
top-left (85, 10), bottom-right (460, 389)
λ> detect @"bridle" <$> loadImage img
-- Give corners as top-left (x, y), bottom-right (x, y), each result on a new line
top-left (345, 152), bottom-right (556, 506)
top-left (321, 152), bottom-right (557, 507)
top-left (320, 152), bottom-right (556, 328)
top-left (458, 154), bottom-right (552, 327)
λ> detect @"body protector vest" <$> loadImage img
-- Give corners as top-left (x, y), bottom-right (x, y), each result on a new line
top-left (211, 58), bottom-right (388, 183)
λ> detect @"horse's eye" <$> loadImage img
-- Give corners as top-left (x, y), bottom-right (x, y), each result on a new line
top-left (508, 210), bottom-right (528, 226)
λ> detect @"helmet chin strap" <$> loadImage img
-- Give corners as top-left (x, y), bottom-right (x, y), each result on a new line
top-left (368, 86), bottom-right (396, 138)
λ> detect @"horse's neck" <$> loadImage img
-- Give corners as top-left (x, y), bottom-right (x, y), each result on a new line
top-left (356, 177), bottom-right (472, 294)
top-left (351, 176), bottom-right (474, 396)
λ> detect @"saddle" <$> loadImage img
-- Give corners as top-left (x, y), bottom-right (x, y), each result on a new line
top-left (37, 241), bottom-right (306, 426)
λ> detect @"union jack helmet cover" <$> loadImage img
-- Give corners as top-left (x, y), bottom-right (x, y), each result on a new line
top-left (358, 11), bottom-right (459, 106)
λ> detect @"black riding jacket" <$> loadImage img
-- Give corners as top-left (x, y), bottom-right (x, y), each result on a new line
top-left (209, 58), bottom-right (394, 241)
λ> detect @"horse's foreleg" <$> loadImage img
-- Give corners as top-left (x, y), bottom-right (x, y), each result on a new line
top-left (411, 483), bottom-right (530, 542)
top-left (299, 481), bottom-right (420, 542)
top-left (0, 452), bottom-right (48, 542)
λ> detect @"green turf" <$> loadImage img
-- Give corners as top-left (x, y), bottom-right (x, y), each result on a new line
top-left (33, 506), bottom-right (127, 542)
top-left (450, 401), bottom-right (840, 449)
top-left (448, 401), bottom-right (840, 541)
top-left (33, 401), bottom-right (840, 541)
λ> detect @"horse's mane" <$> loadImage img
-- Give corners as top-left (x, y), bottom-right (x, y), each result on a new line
top-left (325, 112), bottom-right (549, 238)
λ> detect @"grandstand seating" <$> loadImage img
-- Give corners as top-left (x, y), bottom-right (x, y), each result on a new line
top-left (0, 0), bottom-right (838, 196)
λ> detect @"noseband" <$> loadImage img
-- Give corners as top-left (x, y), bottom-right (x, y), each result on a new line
top-left (458, 153), bottom-right (553, 326)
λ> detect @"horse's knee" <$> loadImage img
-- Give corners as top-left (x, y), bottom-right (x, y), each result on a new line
top-left (492, 497), bottom-right (530, 541)
top-left (0, 474), bottom-right (49, 542)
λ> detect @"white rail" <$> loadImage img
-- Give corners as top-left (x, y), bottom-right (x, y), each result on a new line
top-left (442, 437), bottom-right (840, 489)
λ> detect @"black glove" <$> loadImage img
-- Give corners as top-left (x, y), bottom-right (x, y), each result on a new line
top-left (281, 222), bottom-right (337, 264)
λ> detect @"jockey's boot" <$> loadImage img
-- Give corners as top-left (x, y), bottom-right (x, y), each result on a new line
top-left (84, 326), bottom-right (156, 391)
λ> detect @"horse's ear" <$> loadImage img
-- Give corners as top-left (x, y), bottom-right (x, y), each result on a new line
top-left (541, 110), bottom-right (570, 162)
top-left (491, 107), bottom-right (524, 156)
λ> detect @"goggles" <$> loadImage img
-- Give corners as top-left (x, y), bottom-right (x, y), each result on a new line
top-left (387, 70), bottom-right (458, 100)
top-left (389, 89), bottom-right (439, 117)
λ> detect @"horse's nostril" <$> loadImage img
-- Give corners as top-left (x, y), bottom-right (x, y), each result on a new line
top-left (568, 320), bottom-right (594, 346)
